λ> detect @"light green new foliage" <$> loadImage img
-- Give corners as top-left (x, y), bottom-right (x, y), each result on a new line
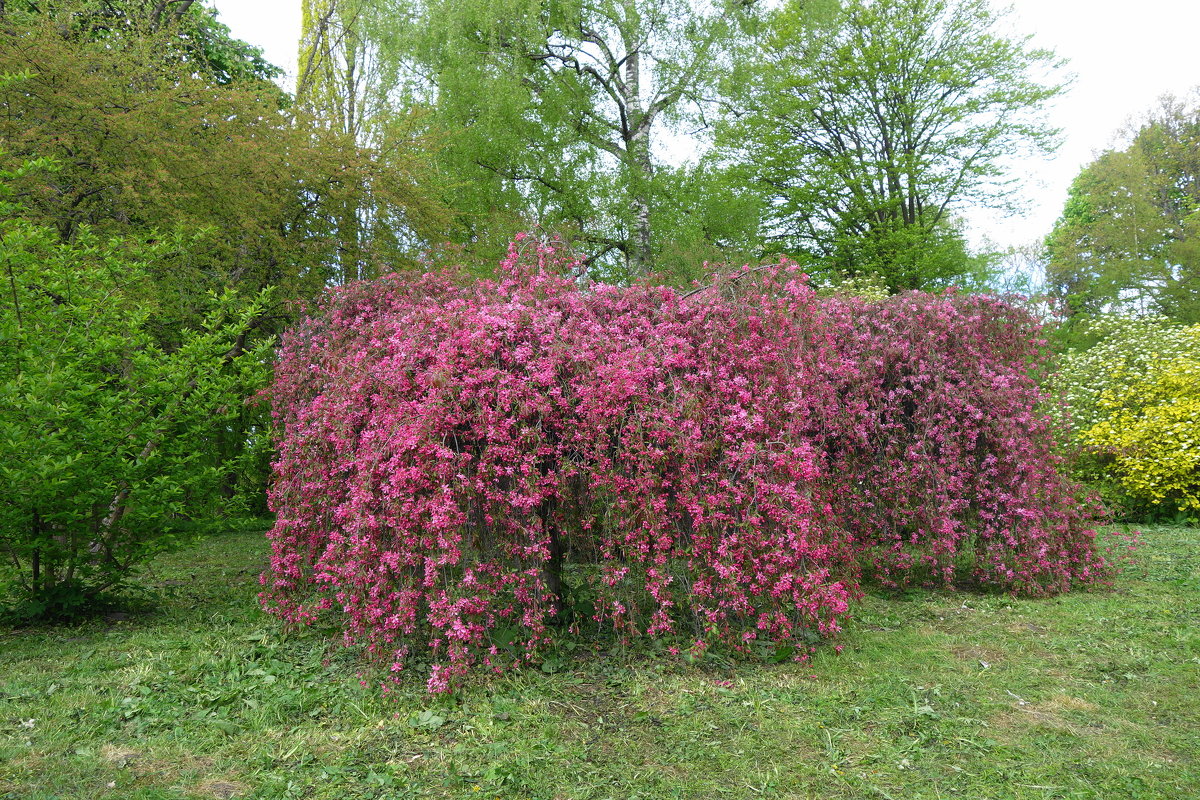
top-left (325, 0), bottom-right (761, 281)
top-left (721, 0), bottom-right (1064, 291)
top-left (1053, 315), bottom-right (1200, 517)
top-left (0, 154), bottom-right (273, 619)
top-left (1047, 91), bottom-right (1200, 322)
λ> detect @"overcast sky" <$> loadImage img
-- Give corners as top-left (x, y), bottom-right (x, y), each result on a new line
top-left (209, 0), bottom-right (1200, 252)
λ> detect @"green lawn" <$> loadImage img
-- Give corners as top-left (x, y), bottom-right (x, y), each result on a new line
top-left (2, 525), bottom-right (1197, 800)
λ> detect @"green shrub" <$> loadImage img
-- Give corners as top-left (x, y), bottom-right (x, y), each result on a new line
top-left (1053, 315), bottom-right (1200, 520)
top-left (0, 162), bottom-right (271, 620)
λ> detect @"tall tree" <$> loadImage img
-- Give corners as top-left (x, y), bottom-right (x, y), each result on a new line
top-left (1047, 92), bottom-right (1200, 323)
top-left (315, 0), bottom-right (758, 280)
top-left (298, 0), bottom-right (388, 139)
top-left (721, 0), bottom-right (1064, 291)
top-left (297, 0), bottom-right (447, 283)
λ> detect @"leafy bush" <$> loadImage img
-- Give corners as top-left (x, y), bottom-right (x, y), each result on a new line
top-left (1055, 316), bottom-right (1200, 518)
top-left (263, 237), bottom-right (1111, 692)
top-left (0, 212), bottom-right (271, 620)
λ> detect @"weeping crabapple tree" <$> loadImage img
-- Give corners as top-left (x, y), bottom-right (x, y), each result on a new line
top-left (262, 236), bottom-right (1114, 693)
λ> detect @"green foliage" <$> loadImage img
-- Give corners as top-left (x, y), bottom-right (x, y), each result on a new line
top-left (296, 0), bottom-right (458, 284)
top-left (1046, 91), bottom-right (1200, 322)
top-left (2, 0), bottom-right (282, 86)
top-left (293, 0), bottom-right (1062, 287)
top-left (721, 0), bottom-right (1064, 291)
top-left (825, 218), bottom-right (999, 291)
top-left (302, 0), bottom-right (760, 280)
top-left (645, 160), bottom-right (770, 286)
top-left (0, 159), bottom-right (272, 619)
top-left (0, 6), bottom-right (450, 295)
top-left (1052, 315), bottom-right (1200, 519)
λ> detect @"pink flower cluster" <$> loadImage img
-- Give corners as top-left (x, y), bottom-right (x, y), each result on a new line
top-left (261, 238), bottom-right (1111, 692)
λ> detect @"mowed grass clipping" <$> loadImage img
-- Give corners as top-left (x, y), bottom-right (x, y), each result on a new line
top-left (1, 525), bottom-right (1196, 800)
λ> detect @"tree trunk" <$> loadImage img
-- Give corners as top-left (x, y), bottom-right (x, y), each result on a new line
top-left (622, 32), bottom-right (654, 277)
top-left (537, 499), bottom-right (566, 623)
top-left (338, 194), bottom-right (363, 284)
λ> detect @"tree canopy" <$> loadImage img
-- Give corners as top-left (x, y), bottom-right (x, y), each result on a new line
top-left (298, 0), bottom-right (762, 281)
top-left (0, 4), bottom-right (449, 301)
top-left (1047, 92), bottom-right (1200, 323)
top-left (720, 0), bottom-right (1064, 290)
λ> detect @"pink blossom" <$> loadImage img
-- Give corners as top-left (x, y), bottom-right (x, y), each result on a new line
top-left (260, 234), bottom-right (1114, 693)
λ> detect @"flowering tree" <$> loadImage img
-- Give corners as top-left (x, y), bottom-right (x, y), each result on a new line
top-left (263, 236), bottom-right (1111, 692)
top-left (832, 292), bottom-right (1108, 592)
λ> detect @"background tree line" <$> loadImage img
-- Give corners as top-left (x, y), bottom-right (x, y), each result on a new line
top-left (294, 0), bottom-right (1063, 287)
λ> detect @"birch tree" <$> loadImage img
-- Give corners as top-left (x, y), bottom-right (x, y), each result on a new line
top-left (332, 0), bottom-right (756, 279)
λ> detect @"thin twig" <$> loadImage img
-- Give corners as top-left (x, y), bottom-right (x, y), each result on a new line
top-left (679, 263), bottom-right (779, 299)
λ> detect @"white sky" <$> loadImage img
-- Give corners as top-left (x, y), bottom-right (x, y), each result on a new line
top-left (209, 0), bottom-right (1200, 252)
top-left (969, 0), bottom-right (1200, 250)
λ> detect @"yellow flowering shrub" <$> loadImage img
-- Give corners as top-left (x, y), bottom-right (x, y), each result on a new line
top-left (1060, 322), bottom-right (1200, 515)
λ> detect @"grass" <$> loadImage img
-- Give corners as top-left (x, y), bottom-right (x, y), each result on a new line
top-left (1, 525), bottom-right (1197, 800)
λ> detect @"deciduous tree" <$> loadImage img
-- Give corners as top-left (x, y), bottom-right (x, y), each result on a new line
top-left (1047, 92), bottom-right (1200, 322)
top-left (722, 0), bottom-right (1063, 290)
